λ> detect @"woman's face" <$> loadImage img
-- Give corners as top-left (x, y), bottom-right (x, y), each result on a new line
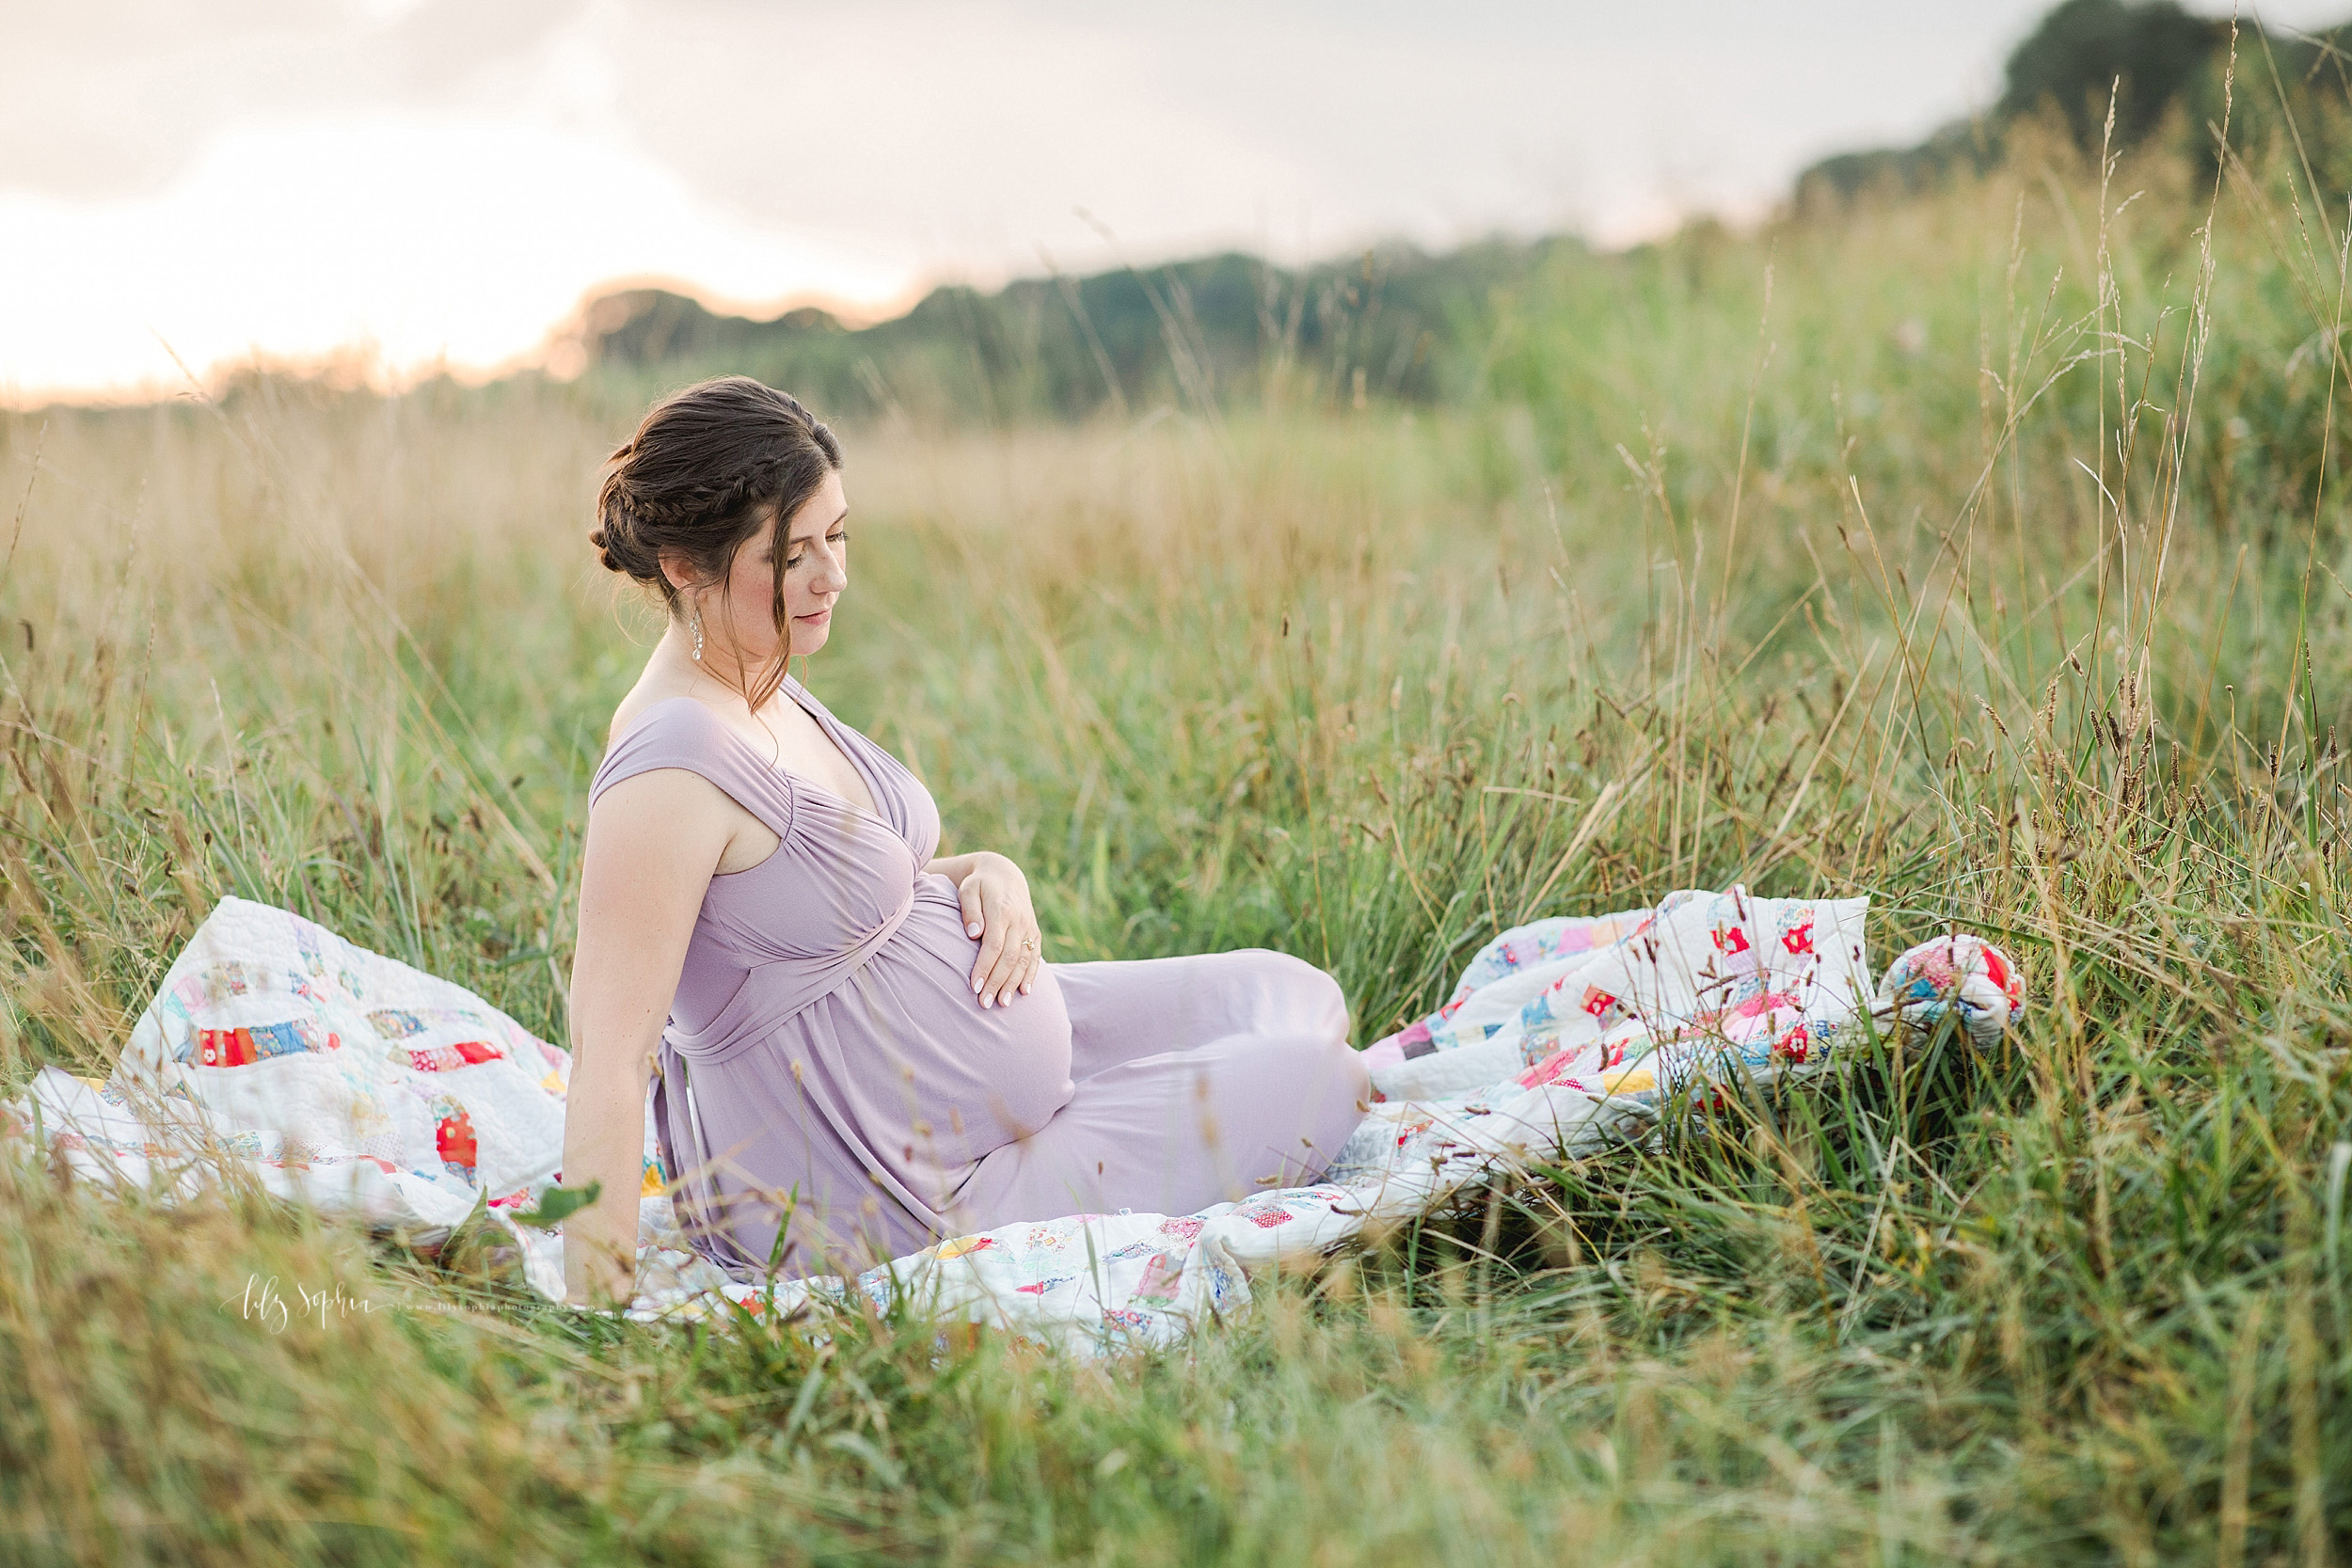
top-left (704, 468), bottom-right (849, 668)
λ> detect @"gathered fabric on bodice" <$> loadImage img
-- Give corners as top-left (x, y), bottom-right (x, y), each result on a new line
top-left (644, 696), bottom-right (932, 1059)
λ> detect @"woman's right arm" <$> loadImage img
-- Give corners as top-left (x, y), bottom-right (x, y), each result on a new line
top-left (561, 767), bottom-right (734, 1308)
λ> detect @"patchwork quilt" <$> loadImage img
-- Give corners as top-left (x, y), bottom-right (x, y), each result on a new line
top-left (0, 893), bottom-right (2021, 1354)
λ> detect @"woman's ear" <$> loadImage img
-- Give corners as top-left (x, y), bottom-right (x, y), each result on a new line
top-left (656, 548), bottom-right (698, 595)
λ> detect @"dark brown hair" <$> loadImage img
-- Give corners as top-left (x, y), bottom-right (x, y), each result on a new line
top-left (590, 375), bottom-right (844, 710)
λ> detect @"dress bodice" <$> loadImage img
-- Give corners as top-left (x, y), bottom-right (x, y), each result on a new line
top-left (589, 680), bottom-right (948, 1052)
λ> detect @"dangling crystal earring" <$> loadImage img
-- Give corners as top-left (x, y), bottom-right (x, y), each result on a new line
top-left (689, 606), bottom-right (704, 661)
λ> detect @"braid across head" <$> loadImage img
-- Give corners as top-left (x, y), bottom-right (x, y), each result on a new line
top-left (589, 377), bottom-right (844, 615)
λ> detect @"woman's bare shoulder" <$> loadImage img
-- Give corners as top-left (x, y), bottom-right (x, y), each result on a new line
top-left (591, 677), bottom-right (726, 820)
top-left (607, 674), bottom-right (702, 748)
top-left (592, 683), bottom-right (782, 876)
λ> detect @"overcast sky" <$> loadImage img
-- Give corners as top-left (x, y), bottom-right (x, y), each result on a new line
top-left (4, 0), bottom-right (2339, 402)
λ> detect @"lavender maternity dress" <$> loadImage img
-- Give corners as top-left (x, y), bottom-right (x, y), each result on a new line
top-left (588, 680), bottom-right (1370, 1281)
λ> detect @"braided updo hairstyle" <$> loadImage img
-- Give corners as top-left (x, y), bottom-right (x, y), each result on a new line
top-left (591, 375), bottom-right (843, 710)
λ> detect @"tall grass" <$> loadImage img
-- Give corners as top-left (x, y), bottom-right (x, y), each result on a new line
top-left (3, 103), bottom-right (2351, 1563)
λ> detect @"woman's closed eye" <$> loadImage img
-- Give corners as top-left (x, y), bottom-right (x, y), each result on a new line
top-left (786, 528), bottom-right (848, 570)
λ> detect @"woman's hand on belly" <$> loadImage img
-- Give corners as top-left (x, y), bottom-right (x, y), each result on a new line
top-left (924, 849), bottom-right (1043, 1008)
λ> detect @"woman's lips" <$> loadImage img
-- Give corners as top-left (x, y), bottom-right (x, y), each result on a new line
top-left (795, 608), bottom-right (833, 624)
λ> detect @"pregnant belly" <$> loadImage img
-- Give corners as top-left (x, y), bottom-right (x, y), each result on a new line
top-left (861, 874), bottom-right (1075, 1164)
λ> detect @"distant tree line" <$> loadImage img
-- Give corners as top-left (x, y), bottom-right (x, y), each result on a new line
top-left (1796, 0), bottom-right (2352, 206)
top-left (565, 240), bottom-right (1582, 426)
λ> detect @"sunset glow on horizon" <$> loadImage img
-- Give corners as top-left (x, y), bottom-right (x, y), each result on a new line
top-left (9, 0), bottom-right (2340, 405)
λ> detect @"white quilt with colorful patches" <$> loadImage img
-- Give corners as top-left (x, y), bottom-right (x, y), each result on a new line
top-left (0, 892), bottom-right (2022, 1354)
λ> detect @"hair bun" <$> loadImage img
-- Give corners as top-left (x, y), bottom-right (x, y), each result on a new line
top-left (587, 525), bottom-right (624, 575)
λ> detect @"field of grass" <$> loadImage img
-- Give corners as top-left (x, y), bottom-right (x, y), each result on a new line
top-left (5, 112), bottom-right (2352, 1563)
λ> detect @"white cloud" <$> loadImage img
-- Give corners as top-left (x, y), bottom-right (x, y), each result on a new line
top-left (0, 0), bottom-right (591, 199)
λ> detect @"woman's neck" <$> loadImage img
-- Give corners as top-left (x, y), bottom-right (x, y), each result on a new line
top-left (650, 623), bottom-right (796, 711)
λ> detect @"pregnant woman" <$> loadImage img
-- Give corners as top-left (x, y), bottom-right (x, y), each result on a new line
top-left (560, 377), bottom-right (1370, 1307)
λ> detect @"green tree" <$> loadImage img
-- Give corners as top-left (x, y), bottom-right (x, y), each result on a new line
top-left (1998, 0), bottom-right (2222, 151)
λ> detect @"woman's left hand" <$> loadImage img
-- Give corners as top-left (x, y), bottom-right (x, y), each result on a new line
top-left (952, 852), bottom-right (1043, 1007)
